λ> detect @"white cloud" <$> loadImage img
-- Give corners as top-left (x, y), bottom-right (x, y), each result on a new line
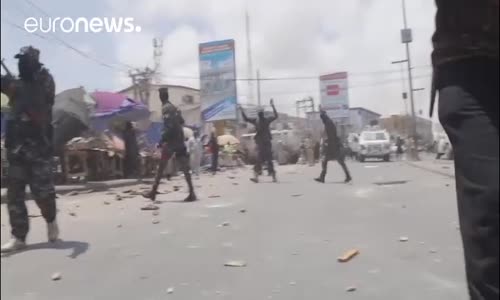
top-left (107, 0), bottom-right (437, 117)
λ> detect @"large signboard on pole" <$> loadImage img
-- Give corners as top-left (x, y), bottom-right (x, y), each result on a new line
top-left (319, 72), bottom-right (349, 122)
top-left (199, 39), bottom-right (237, 122)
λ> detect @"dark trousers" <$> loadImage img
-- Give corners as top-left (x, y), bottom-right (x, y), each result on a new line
top-left (7, 150), bottom-right (57, 241)
top-left (211, 151), bottom-right (219, 174)
top-left (254, 143), bottom-right (274, 175)
top-left (319, 154), bottom-right (351, 181)
top-left (437, 58), bottom-right (499, 300)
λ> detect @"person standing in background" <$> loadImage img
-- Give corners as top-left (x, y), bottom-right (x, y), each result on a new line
top-left (188, 131), bottom-right (202, 177)
top-left (430, 1), bottom-right (498, 299)
top-left (208, 132), bottom-right (219, 175)
top-left (122, 121), bottom-right (140, 178)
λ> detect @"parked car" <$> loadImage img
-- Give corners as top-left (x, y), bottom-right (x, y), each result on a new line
top-left (358, 127), bottom-right (392, 162)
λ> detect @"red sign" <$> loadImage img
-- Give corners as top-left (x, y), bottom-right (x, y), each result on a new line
top-left (326, 84), bottom-right (340, 96)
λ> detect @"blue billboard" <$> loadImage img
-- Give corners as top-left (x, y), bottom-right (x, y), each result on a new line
top-left (199, 39), bottom-right (237, 122)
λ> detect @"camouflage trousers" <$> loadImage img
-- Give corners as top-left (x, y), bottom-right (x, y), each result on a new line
top-left (7, 147), bottom-right (57, 241)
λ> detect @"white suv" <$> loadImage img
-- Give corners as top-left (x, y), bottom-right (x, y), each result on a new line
top-left (358, 128), bottom-right (391, 162)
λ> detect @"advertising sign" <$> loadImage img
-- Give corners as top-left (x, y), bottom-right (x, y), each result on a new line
top-left (199, 39), bottom-right (237, 122)
top-left (319, 72), bottom-right (349, 121)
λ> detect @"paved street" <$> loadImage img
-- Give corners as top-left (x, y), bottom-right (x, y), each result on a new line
top-left (1, 159), bottom-right (467, 300)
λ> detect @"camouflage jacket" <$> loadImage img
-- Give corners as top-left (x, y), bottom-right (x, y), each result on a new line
top-left (1, 67), bottom-right (55, 149)
top-left (432, 0), bottom-right (499, 66)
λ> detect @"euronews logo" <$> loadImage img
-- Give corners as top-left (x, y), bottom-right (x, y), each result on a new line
top-left (24, 17), bottom-right (142, 33)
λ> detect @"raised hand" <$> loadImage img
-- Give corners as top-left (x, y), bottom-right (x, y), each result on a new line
top-left (270, 98), bottom-right (274, 106)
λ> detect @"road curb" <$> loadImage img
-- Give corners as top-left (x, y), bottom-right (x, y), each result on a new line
top-left (1, 179), bottom-right (142, 203)
top-left (405, 161), bottom-right (455, 179)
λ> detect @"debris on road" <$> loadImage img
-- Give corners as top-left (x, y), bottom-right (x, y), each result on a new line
top-left (68, 212), bottom-right (77, 217)
top-left (208, 195), bottom-right (221, 199)
top-left (346, 286), bottom-right (356, 292)
top-left (173, 186), bottom-right (180, 191)
top-left (103, 201), bottom-right (111, 205)
top-left (399, 236), bottom-right (409, 242)
top-left (167, 287), bottom-right (174, 294)
top-left (289, 281), bottom-right (296, 286)
top-left (51, 272), bottom-right (62, 281)
top-left (401, 204), bottom-right (407, 208)
top-left (141, 204), bottom-right (159, 211)
top-left (117, 224), bottom-right (122, 228)
top-left (218, 221), bottom-right (230, 227)
top-left (152, 211), bottom-right (159, 216)
top-left (105, 191), bottom-right (116, 195)
top-left (239, 209), bottom-right (247, 213)
top-left (374, 180), bottom-right (408, 186)
top-left (115, 195), bottom-right (123, 201)
top-left (227, 176), bottom-right (236, 179)
top-left (232, 183), bottom-right (239, 186)
top-left (337, 249), bottom-right (359, 262)
top-left (152, 219), bottom-right (160, 224)
top-left (224, 260), bottom-right (247, 267)
top-left (291, 194), bottom-right (302, 197)
top-left (429, 249), bottom-right (437, 254)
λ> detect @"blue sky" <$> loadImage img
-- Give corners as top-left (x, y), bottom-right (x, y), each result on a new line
top-left (1, 0), bottom-right (438, 118)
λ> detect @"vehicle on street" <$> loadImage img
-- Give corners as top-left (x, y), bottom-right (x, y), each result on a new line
top-left (358, 127), bottom-right (392, 162)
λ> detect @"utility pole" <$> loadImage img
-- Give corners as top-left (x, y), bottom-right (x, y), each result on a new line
top-left (394, 0), bottom-right (419, 161)
top-left (129, 67), bottom-right (155, 107)
top-left (153, 38), bottom-right (163, 84)
top-left (245, 10), bottom-right (254, 105)
top-left (256, 69), bottom-right (262, 107)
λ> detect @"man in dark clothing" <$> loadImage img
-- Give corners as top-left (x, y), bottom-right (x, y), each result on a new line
top-left (143, 88), bottom-right (196, 202)
top-left (1, 46), bottom-right (58, 253)
top-left (122, 121), bottom-right (139, 178)
top-left (239, 99), bottom-right (278, 183)
top-left (208, 132), bottom-right (219, 175)
top-left (431, 1), bottom-right (498, 299)
top-left (314, 107), bottom-right (352, 184)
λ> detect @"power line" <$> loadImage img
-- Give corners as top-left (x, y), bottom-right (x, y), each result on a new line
top-left (159, 66), bottom-right (431, 81)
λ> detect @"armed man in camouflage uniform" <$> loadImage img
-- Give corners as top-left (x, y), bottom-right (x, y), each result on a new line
top-left (1, 46), bottom-right (59, 253)
top-left (143, 87), bottom-right (197, 202)
top-left (431, 1), bottom-right (498, 299)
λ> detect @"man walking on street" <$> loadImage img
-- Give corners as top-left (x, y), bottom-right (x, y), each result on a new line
top-left (143, 88), bottom-right (197, 202)
top-left (314, 106), bottom-right (352, 184)
top-left (1, 46), bottom-right (59, 252)
top-left (431, 1), bottom-right (498, 299)
top-left (239, 99), bottom-right (278, 183)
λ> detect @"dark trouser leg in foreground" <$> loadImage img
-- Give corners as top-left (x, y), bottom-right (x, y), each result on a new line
top-left (177, 153), bottom-right (197, 202)
top-left (7, 163), bottom-right (29, 242)
top-left (315, 157), bottom-right (329, 183)
top-left (337, 156), bottom-right (352, 182)
top-left (438, 58), bottom-right (499, 300)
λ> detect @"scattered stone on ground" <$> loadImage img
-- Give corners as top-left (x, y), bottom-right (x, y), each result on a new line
top-left (337, 249), bottom-right (359, 263)
top-left (141, 204), bottom-right (159, 211)
top-left (51, 272), bottom-right (62, 281)
top-left (152, 211), bottom-right (159, 216)
top-left (103, 201), bottom-right (111, 205)
top-left (208, 195), bottom-right (221, 199)
top-left (346, 286), bottom-right (356, 292)
top-left (291, 194), bottom-right (303, 197)
top-left (239, 209), bottom-right (247, 213)
top-left (167, 287), bottom-right (174, 294)
top-left (152, 219), bottom-right (160, 224)
top-left (399, 236), bottom-right (409, 242)
top-left (68, 212), bottom-right (76, 217)
top-left (224, 260), bottom-right (247, 267)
